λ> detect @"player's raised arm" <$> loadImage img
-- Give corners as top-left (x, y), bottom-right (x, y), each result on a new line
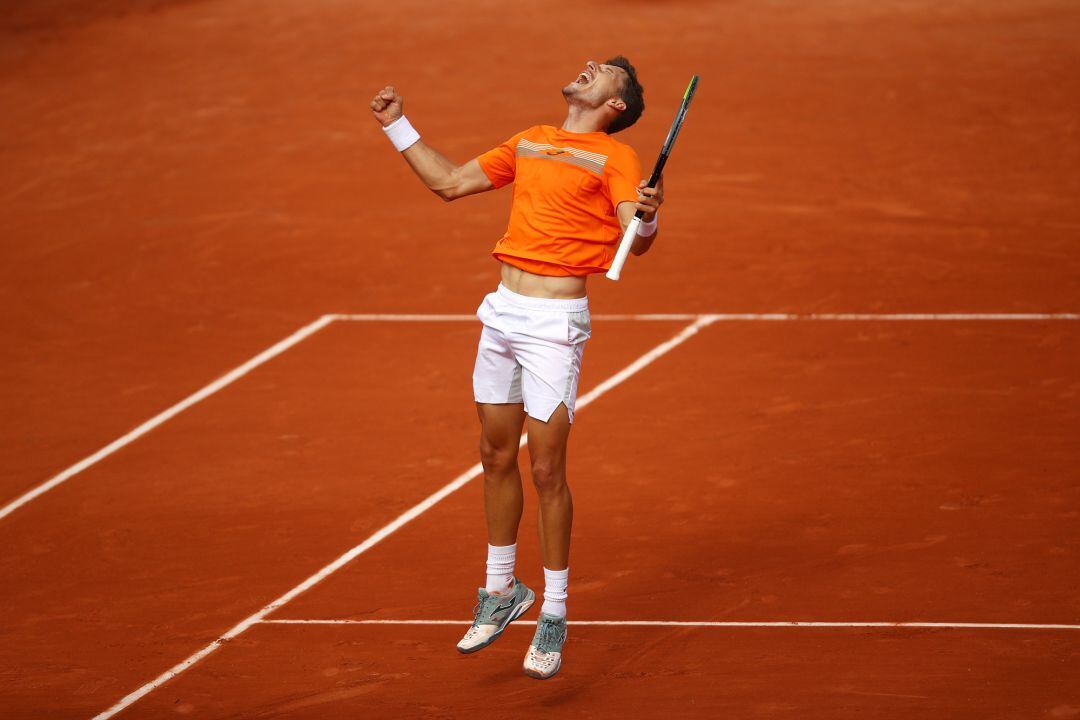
top-left (370, 85), bottom-right (493, 202)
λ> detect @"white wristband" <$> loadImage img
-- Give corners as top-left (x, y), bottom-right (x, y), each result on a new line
top-left (636, 214), bottom-right (658, 237)
top-left (382, 115), bottom-right (420, 152)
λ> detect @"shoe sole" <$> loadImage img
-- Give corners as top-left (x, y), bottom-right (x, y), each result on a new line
top-left (523, 656), bottom-right (562, 680)
top-left (456, 589), bottom-right (535, 654)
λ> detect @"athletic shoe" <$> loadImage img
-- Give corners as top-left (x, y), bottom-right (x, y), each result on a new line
top-left (455, 577), bottom-right (535, 654)
top-left (522, 611), bottom-right (567, 679)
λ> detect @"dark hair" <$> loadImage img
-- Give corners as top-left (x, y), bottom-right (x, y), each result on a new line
top-left (604, 55), bottom-right (644, 134)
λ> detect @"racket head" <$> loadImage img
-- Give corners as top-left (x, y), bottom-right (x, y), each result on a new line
top-left (660, 75), bottom-right (699, 155)
top-left (609, 74), bottom-right (700, 277)
top-left (647, 74), bottom-right (699, 186)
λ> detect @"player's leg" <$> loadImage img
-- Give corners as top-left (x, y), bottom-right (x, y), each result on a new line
top-left (457, 400), bottom-right (536, 654)
top-left (459, 310), bottom-right (536, 654)
top-left (527, 404), bottom-right (573, 571)
top-left (472, 321), bottom-right (528, 582)
top-left (512, 300), bottom-right (591, 559)
top-left (512, 306), bottom-right (588, 590)
top-left (477, 401), bottom-right (526, 576)
top-left (522, 404), bottom-right (573, 679)
top-left (517, 335), bottom-right (584, 679)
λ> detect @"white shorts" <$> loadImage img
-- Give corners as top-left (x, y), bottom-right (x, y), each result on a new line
top-left (472, 284), bottom-right (592, 423)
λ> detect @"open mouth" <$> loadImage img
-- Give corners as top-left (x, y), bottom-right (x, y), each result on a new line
top-left (574, 70), bottom-right (592, 85)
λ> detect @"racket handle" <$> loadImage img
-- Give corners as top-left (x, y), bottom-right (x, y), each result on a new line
top-left (606, 216), bottom-right (641, 281)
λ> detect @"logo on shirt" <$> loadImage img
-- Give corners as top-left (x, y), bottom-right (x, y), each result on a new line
top-left (517, 139), bottom-right (608, 175)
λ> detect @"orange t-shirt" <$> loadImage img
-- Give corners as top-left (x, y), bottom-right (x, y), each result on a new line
top-left (476, 125), bottom-right (643, 277)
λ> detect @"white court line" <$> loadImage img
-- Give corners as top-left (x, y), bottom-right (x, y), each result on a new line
top-left (261, 619), bottom-right (1080, 631)
top-left (90, 315), bottom-right (716, 720)
top-left (334, 312), bottom-right (1080, 322)
top-left (749, 313), bottom-right (1080, 321)
top-left (9, 310), bottom-right (1076, 522)
top-left (328, 313), bottom-right (478, 322)
top-left (0, 315), bottom-right (337, 523)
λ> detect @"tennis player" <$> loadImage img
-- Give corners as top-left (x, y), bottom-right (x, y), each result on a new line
top-left (370, 57), bottom-right (663, 679)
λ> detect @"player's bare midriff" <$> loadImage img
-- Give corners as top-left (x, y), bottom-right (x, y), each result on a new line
top-left (499, 262), bottom-right (588, 299)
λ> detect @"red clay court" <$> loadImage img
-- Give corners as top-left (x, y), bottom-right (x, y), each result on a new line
top-left (2, 1), bottom-right (1078, 718)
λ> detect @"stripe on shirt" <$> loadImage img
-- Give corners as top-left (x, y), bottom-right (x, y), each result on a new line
top-left (516, 139), bottom-right (608, 175)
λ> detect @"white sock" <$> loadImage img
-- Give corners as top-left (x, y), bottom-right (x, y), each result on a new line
top-left (485, 543), bottom-right (516, 594)
top-left (541, 566), bottom-right (569, 618)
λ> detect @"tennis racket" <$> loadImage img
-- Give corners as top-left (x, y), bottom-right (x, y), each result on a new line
top-left (606, 74), bottom-right (700, 281)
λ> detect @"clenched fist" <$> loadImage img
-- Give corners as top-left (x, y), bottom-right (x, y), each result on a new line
top-left (371, 86), bottom-right (403, 127)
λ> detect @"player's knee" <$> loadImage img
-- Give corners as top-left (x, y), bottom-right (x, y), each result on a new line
top-left (530, 457), bottom-right (565, 494)
top-left (479, 436), bottom-right (518, 476)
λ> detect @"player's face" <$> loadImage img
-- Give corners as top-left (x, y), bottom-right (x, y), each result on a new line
top-left (562, 60), bottom-right (628, 108)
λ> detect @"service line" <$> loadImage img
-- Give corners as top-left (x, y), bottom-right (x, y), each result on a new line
top-left (7, 309), bottom-right (1076, 523)
top-left (7, 310), bottom-right (1076, 522)
top-left (333, 312), bottom-right (1080, 322)
top-left (90, 315), bottom-right (716, 720)
top-left (261, 619), bottom-right (1080, 631)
